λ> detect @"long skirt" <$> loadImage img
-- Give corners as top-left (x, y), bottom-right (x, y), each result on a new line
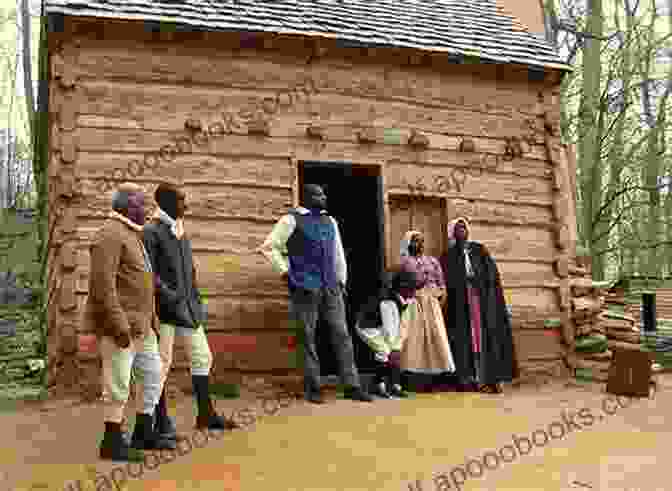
top-left (400, 288), bottom-right (456, 374)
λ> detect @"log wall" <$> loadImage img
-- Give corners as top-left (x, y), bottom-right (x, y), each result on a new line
top-left (46, 18), bottom-right (572, 392)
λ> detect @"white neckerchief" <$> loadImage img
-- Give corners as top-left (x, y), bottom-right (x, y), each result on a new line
top-left (463, 243), bottom-right (475, 278)
top-left (153, 207), bottom-right (184, 239)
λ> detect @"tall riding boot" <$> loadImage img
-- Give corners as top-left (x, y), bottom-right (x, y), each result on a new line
top-left (370, 361), bottom-right (392, 398)
top-left (154, 388), bottom-right (188, 441)
top-left (100, 421), bottom-right (144, 462)
top-left (192, 375), bottom-right (238, 430)
top-left (130, 413), bottom-right (177, 450)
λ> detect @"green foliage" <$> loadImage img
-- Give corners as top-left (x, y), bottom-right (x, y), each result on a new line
top-left (0, 209), bottom-right (40, 278)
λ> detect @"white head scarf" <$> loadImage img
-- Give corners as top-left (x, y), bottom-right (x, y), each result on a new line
top-left (447, 217), bottom-right (474, 277)
top-left (400, 230), bottom-right (422, 258)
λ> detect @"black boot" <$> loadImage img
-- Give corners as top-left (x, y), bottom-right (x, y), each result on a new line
top-left (389, 366), bottom-right (408, 398)
top-left (193, 375), bottom-right (238, 430)
top-left (131, 413), bottom-right (177, 450)
top-left (371, 380), bottom-right (392, 398)
top-left (100, 422), bottom-right (144, 462)
top-left (305, 390), bottom-right (326, 404)
top-left (304, 378), bottom-right (325, 404)
top-left (154, 389), bottom-right (184, 441)
top-left (370, 362), bottom-right (392, 398)
top-left (342, 385), bottom-right (374, 402)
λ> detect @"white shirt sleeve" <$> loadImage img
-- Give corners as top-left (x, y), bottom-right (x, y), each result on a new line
top-left (330, 217), bottom-right (347, 286)
top-left (379, 300), bottom-right (400, 342)
top-left (259, 215), bottom-right (296, 275)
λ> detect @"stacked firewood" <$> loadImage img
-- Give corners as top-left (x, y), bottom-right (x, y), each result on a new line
top-left (567, 274), bottom-right (612, 382)
top-left (602, 289), bottom-right (641, 348)
top-left (565, 261), bottom-right (652, 381)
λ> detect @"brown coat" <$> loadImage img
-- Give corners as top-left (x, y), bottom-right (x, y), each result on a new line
top-left (84, 211), bottom-right (158, 340)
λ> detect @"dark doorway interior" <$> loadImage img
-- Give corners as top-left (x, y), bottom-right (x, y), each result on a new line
top-left (299, 161), bottom-right (385, 375)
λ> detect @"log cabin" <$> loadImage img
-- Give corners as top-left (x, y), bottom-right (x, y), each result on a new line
top-left (43, 0), bottom-right (575, 395)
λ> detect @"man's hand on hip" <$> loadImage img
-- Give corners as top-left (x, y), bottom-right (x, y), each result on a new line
top-left (339, 282), bottom-right (348, 298)
top-left (115, 329), bottom-right (131, 349)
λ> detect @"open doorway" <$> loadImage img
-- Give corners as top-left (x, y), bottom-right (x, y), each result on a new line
top-left (299, 161), bottom-right (385, 375)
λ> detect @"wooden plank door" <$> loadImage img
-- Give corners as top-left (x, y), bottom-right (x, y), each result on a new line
top-left (388, 194), bottom-right (447, 265)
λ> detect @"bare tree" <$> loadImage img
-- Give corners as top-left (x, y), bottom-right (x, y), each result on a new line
top-left (551, 0), bottom-right (672, 279)
top-left (18, 0), bottom-right (34, 140)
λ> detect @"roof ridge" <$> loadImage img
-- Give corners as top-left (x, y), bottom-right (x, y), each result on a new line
top-left (492, 2), bottom-right (531, 33)
top-left (45, 0), bottom-right (571, 70)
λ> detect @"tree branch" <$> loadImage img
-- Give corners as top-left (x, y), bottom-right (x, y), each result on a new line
top-left (19, 0), bottom-right (35, 140)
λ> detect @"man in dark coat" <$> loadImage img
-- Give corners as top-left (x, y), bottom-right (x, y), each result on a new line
top-left (144, 182), bottom-right (235, 435)
top-left (260, 184), bottom-right (372, 404)
top-left (85, 182), bottom-right (175, 461)
top-left (439, 217), bottom-right (519, 393)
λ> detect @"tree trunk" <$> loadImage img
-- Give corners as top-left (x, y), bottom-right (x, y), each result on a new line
top-left (19, 0), bottom-right (35, 140)
top-left (608, 0), bottom-right (634, 279)
top-left (578, 0), bottom-right (604, 279)
top-left (32, 5), bottom-right (50, 390)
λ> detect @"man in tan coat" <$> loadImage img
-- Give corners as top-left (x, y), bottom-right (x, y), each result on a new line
top-left (85, 182), bottom-right (175, 462)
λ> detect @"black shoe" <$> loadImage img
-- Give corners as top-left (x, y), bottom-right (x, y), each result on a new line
top-left (389, 384), bottom-right (409, 398)
top-left (370, 381), bottom-right (392, 399)
top-left (305, 391), bottom-right (326, 404)
top-left (154, 390), bottom-right (179, 440)
top-left (196, 404), bottom-right (239, 430)
top-left (131, 413), bottom-right (177, 450)
top-left (193, 375), bottom-right (239, 430)
top-left (343, 386), bottom-right (374, 402)
top-left (100, 422), bottom-right (144, 462)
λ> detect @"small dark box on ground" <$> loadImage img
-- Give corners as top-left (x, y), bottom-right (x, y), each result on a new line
top-left (607, 348), bottom-right (653, 398)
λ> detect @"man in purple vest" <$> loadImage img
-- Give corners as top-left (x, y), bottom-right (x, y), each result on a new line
top-left (261, 184), bottom-right (372, 404)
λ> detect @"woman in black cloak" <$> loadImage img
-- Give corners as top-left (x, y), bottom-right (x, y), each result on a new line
top-left (439, 217), bottom-right (519, 393)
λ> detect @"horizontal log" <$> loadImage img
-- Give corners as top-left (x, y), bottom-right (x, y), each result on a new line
top-left (572, 296), bottom-right (603, 313)
top-left (497, 262), bottom-right (558, 287)
top-left (76, 247), bottom-right (287, 299)
top-left (582, 349), bottom-right (613, 361)
top-left (601, 319), bottom-right (637, 332)
top-left (70, 36), bottom-right (545, 119)
top-left (171, 328), bottom-right (300, 373)
top-left (600, 311), bottom-right (636, 323)
top-left (199, 261), bottom-right (284, 298)
top-left (569, 278), bottom-right (601, 295)
top-left (575, 323), bottom-right (593, 337)
top-left (516, 359), bottom-right (568, 381)
top-left (75, 78), bottom-right (549, 152)
top-left (69, 217), bottom-right (275, 262)
top-left (467, 224), bottom-right (556, 263)
top-left (71, 293), bottom-right (290, 336)
top-left (606, 330), bottom-right (640, 344)
top-left (72, 128), bottom-right (552, 188)
top-left (77, 107), bottom-right (550, 162)
top-left (607, 340), bottom-right (644, 352)
top-left (569, 265), bottom-right (589, 277)
top-left (512, 328), bottom-right (565, 361)
top-left (75, 152), bottom-right (293, 188)
top-left (572, 309), bottom-right (601, 325)
top-left (449, 198), bottom-right (554, 227)
top-left (75, 181), bottom-right (292, 223)
top-left (507, 287), bottom-right (558, 310)
top-left (224, 329), bottom-right (299, 372)
top-left (386, 161), bottom-right (552, 204)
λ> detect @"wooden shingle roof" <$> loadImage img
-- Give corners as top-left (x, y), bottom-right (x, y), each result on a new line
top-left (45, 0), bottom-right (570, 71)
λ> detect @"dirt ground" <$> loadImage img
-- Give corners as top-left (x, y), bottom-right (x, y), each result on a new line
top-left (1, 374), bottom-right (671, 491)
